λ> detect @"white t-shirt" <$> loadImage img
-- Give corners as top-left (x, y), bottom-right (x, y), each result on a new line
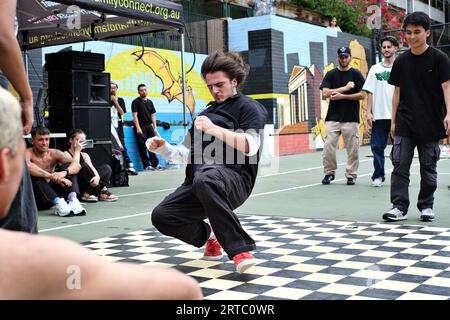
top-left (110, 105), bottom-right (120, 129)
top-left (362, 62), bottom-right (394, 120)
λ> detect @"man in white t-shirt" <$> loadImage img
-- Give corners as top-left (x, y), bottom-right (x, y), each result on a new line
top-left (363, 36), bottom-right (399, 187)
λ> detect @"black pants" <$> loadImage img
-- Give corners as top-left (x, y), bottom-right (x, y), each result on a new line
top-left (135, 122), bottom-right (159, 168)
top-left (117, 122), bottom-right (132, 168)
top-left (77, 162), bottom-right (112, 196)
top-left (390, 135), bottom-right (440, 213)
top-left (0, 161), bottom-right (38, 233)
top-left (152, 166), bottom-right (255, 259)
top-left (31, 175), bottom-right (80, 210)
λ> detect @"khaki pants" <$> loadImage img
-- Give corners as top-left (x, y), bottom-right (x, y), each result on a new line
top-left (323, 121), bottom-right (360, 179)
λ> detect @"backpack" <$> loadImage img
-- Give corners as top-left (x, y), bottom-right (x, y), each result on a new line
top-left (110, 148), bottom-right (129, 187)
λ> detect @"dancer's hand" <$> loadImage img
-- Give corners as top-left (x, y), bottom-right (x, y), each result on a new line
top-left (146, 137), bottom-right (166, 152)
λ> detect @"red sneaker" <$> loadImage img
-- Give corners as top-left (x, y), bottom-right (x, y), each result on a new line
top-left (233, 252), bottom-right (257, 273)
top-left (202, 235), bottom-right (223, 261)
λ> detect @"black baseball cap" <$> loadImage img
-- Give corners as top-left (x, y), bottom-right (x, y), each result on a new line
top-left (337, 46), bottom-right (351, 56)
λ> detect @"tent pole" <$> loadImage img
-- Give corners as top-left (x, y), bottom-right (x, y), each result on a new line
top-left (180, 30), bottom-right (188, 135)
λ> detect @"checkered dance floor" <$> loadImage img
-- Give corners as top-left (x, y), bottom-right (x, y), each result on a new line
top-left (83, 215), bottom-right (450, 300)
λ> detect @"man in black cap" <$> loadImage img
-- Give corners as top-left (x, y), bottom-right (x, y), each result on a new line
top-left (320, 46), bottom-right (366, 185)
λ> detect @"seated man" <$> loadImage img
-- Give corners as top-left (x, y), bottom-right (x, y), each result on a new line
top-left (65, 129), bottom-right (118, 202)
top-left (0, 87), bottom-right (202, 299)
top-left (26, 127), bottom-right (86, 216)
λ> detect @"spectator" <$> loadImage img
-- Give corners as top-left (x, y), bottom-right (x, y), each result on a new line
top-left (0, 0), bottom-right (38, 233)
top-left (26, 127), bottom-right (86, 217)
top-left (0, 87), bottom-right (203, 300)
top-left (328, 17), bottom-right (342, 32)
top-left (382, 12), bottom-right (450, 222)
top-left (110, 81), bottom-right (137, 175)
top-left (65, 129), bottom-right (119, 202)
top-left (131, 84), bottom-right (159, 170)
top-left (320, 46), bottom-right (366, 186)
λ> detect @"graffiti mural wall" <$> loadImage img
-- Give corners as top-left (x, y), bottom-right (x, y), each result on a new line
top-left (228, 15), bottom-right (374, 156)
top-left (42, 41), bottom-right (211, 130)
top-left (41, 14), bottom-right (374, 159)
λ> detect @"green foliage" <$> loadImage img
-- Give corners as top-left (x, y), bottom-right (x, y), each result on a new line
top-left (290, 0), bottom-right (372, 37)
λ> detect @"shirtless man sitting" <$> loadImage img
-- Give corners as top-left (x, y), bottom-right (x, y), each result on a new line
top-left (26, 127), bottom-right (86, 216)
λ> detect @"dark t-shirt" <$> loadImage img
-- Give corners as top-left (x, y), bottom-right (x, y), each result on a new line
top-left (131, 97), bottom-right (156, 123)
top-left (117, 97), bottom-right (126, 114)
top-left (388, 47), bottom-right (450, 141)
top-left (183, 93), bottom-right (268, 189)
top-left (320, 67), bottom-right (365, 123)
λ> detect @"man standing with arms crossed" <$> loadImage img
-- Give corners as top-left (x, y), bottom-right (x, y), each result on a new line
top-left (363, 36), bottom-right (399, 187)
top-left (320, 46), bottom-right (366, 186)
top-left (383, 12), bottom-right (450, 222)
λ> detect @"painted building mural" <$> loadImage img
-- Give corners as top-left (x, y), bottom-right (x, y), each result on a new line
top-left (41, 13), bottom-right (374, 162)
top-left (228, 14), bottom-right (373, 156)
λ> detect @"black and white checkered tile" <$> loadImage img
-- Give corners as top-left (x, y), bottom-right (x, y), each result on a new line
top-left (83, 216), bottom-right (450, 300)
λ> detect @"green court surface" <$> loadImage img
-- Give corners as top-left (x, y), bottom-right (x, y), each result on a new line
top-left (38, 145), bottom-right (450, 242)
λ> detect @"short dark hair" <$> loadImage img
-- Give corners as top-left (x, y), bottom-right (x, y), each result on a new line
top-left (31, 126), bottom-right (50, 138)
top-left (201, 51), bottom-right (250, 87)
top-left (380, 35), bottom-right (399, 47)
top-left (68, 128), bottom-right (85, 140)
top-left (403, 11), bottom-right (431, 31)
top-left (137, 84), bottom-right (146, 91)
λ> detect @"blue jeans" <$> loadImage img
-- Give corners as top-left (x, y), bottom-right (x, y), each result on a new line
top-left (371, 119), bottom-right (391, 181)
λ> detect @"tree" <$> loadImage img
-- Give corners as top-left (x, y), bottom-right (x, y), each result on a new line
top-left (289, 0), bottom-right (405, 40)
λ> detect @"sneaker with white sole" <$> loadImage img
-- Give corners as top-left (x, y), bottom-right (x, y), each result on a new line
top-left (69, 198), bottom-right (86, 216)
top-left (382, 207), bottom-right (407, 221)
top-left (54, 198), bottom-right (73, 217)
top-left (420, 208), bottom-right (435, 222)
top-left (372, 178), bottom-right (383, 187)
top-left (202, 235), bottom-right (223, 261)
top-left (233, 252), bottom-right (257, 273)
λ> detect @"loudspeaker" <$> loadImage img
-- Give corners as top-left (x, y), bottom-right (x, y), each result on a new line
top-left (84, 141), bottom-right (112, 168)
top-left (49, 106), bottom-right (111, 141)
top-left (45, 51), bottom-right (105, 72)
top-left (48, 70), bottom-right (110, 106)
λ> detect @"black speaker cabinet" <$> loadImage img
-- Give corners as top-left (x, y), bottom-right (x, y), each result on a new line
top-left (84, 141), bottom-right (112, 168)
top-left (45, 51), bottom-right (105, 72)
top-left (48, 70), bottom-right (110, 106)
top-left (49, 105), bottom-right (111, 141)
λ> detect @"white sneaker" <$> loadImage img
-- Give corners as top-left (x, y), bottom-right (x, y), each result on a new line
top-left (69, 198), bottom-right (86, 216)
top-left (372, 178), bottom-right (383, 187)
top-left (382, 207), bottom-right (407, 221)
top-left (54, 198), bottom-right (73, 217)
top-left (420, 208), bottom-right (435, 222)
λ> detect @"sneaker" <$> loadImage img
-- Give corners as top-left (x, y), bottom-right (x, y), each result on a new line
top-left (54, 198), bottom-right (73, 217)
top-left (382, 207), bottom-right (407, 221)
top-left (420, 208), bottom-right (435, 222)
top-left (372, 178), bottom-right (383, 187)
top-left (233, 252), bottom-right (257, 274)
top-left (145, 166), bottom-right (155, 171)
top-left (127, 168), bottom-right (138, 176)
top-left (321, 174), bottom-right (335, 185)
top-left (69, 198), bottom-right (86, 216)
top-left (346, 177), bottom-right (355, 185)
top-left (202, 235), bottom-right (223, 261)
